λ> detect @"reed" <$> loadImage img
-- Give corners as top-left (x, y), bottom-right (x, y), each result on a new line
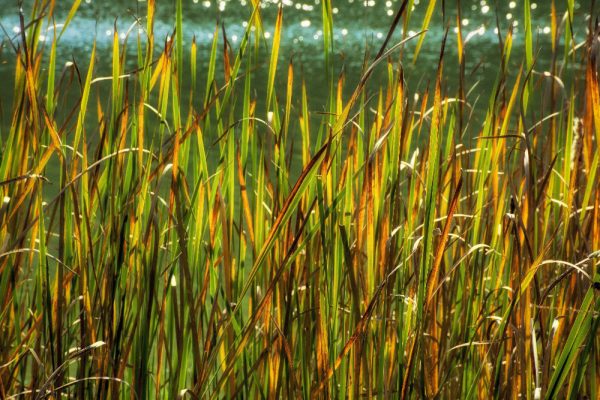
top-left (0, 0), bottom-right (598, 398)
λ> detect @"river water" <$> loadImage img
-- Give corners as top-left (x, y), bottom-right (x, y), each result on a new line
top-left (0, 0), bottom-right (592, 134)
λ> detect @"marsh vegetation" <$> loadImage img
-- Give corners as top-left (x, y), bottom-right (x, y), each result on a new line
top-left (0, 0), bottom-right (599, 398)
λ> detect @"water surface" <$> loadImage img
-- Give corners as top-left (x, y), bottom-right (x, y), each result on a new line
top-left (0, 0), bottom-right (591, 133)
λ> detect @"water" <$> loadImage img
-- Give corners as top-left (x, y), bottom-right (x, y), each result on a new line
top-left (0, 0), bottom-right (592, 133)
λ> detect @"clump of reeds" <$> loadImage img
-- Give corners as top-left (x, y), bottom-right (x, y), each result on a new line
top-left (0, 0), bottom-right (598, 398)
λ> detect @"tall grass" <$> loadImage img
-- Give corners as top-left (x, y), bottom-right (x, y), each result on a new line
top-left (1, 0), bottom-right (599, 398)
